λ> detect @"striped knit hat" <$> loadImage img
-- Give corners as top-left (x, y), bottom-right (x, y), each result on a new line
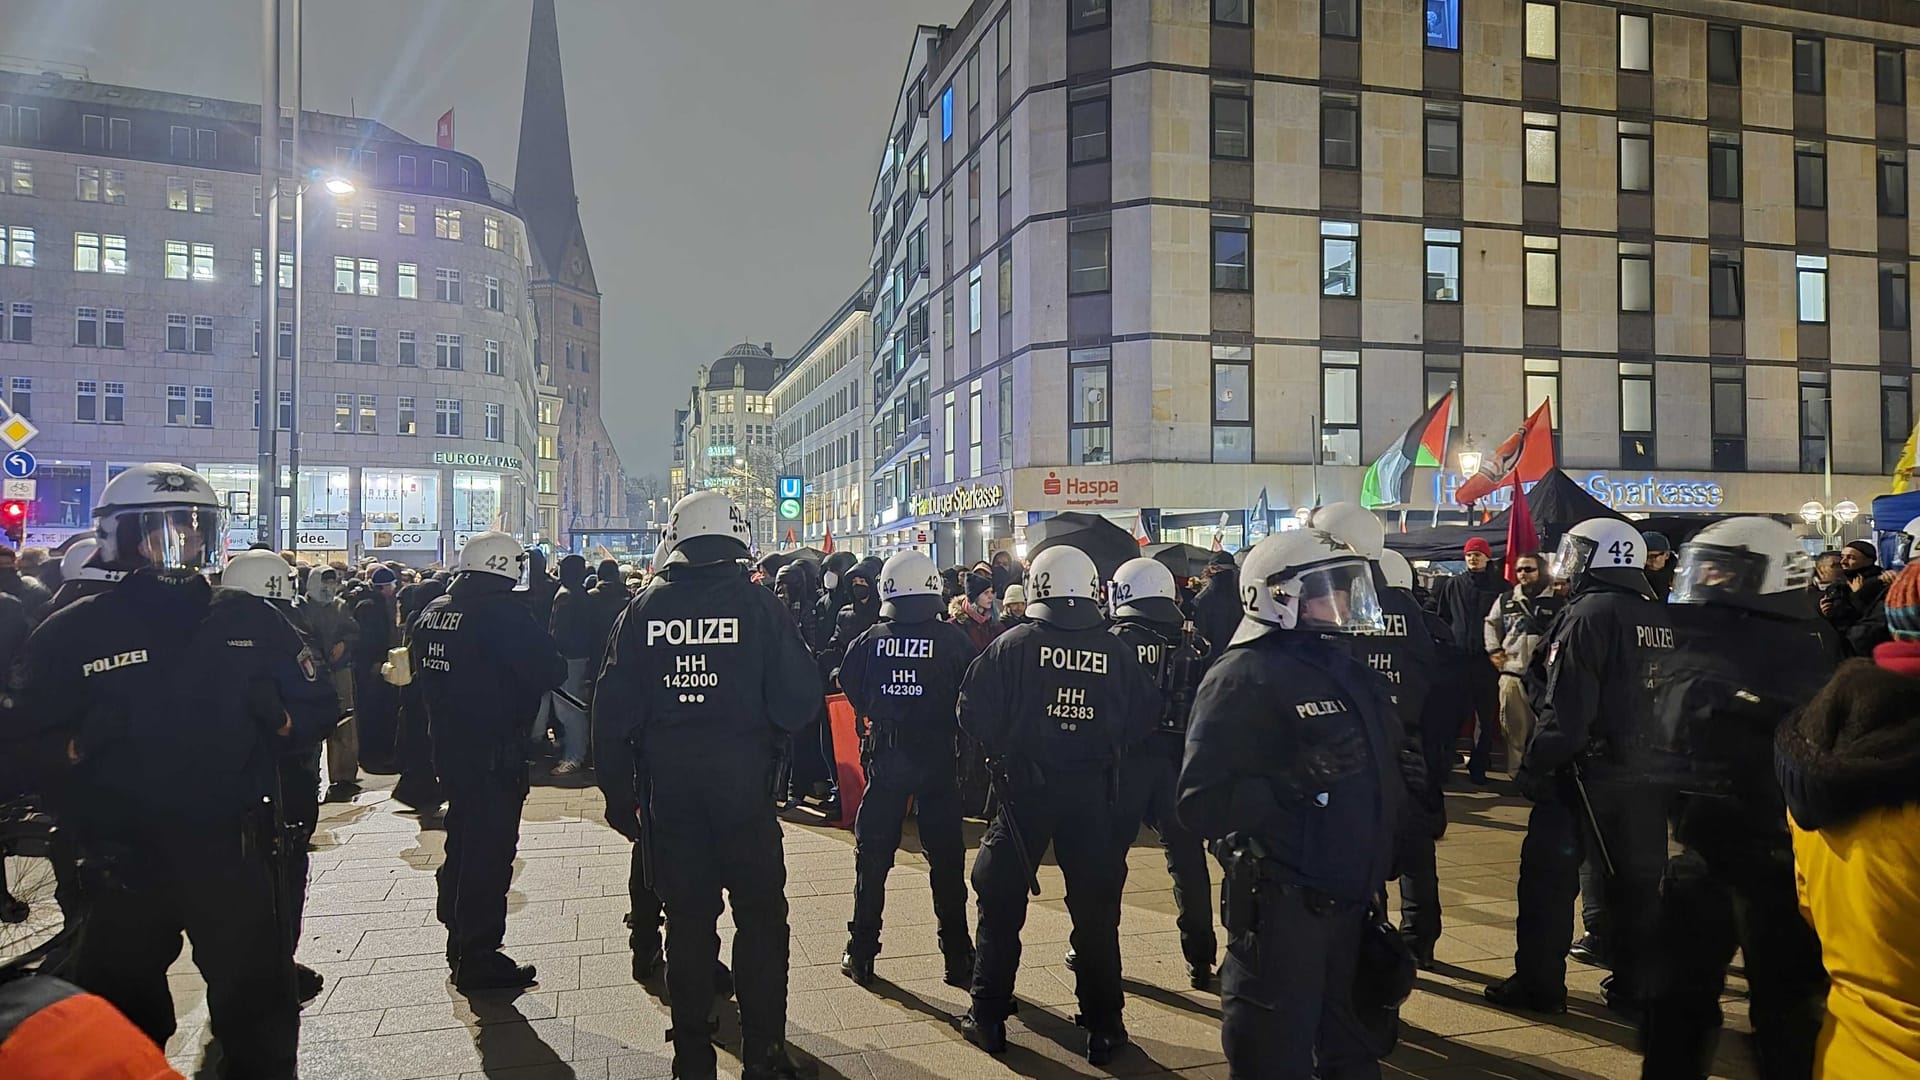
top-left (1886, 563), bottom-right (1920, 642)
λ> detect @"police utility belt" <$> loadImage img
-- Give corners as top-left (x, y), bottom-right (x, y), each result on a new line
top-left (1217, 836), bottom-right (1340, 933)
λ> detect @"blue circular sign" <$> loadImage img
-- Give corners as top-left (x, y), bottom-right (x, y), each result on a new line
top-left (3, 451), bottom-right (34, 479)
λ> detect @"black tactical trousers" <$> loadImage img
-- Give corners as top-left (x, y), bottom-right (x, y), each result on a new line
top-left (1396, 804), bottom-right (1443, 949)
top-left (436, 760), bottom-right (528, 961)
top-left (1640, 801), bottom-right (1826, 1080)
top-left (970, 770), bottom-right (1125, 1028)
top-left (651, 800), bottom-right (790, 1079)
top-left (1116, 750), bottom-right (1216, 970)
top-left (71, 828), bottom-right (297, 1079)
top-left (277, 748), bottom-right (322, 948)
top-left (1221, 884), bottom-right (1378, 1080)
top-left (1513, 778), bottom-right (1668, 996)
top-left (848, 741), bottom-right (970, 963)
top-left (628, 842), bottom-right (662, 946)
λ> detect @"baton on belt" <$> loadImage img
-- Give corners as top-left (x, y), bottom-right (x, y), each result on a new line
top-left (1569, 761), bottom-right (1615, 878)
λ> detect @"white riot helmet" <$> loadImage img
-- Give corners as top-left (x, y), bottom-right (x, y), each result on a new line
top-left (1552, 516), bottom-right (1652, 596)
top-left (59, 537), bottom-right (121, 584)
top-left (1309, 502), bottom-right (1387, 561)
top-left (1896, 516), bottom-right (1920, 566)
top-left (878, 550), bottom-right (943, 621)
top-left (1112, 556), bottom-right (1183, 625)
top-left (1232, 529), bottom-right (1385, 645)
top-left (223, 548), bottom-right (296, 604)
top-left (458, 531), bottom-right (526, 583)
top-left (93, 462), bottom-right (226, 575)
top-left (660, 490), bottom-right (751, 566)
top-left (1026, 544), bottom-right (1104, 630)
top-left (1379, 549), bottom-right (1415, 592)
top-left (1672, 517), bottom-right (1814, 615)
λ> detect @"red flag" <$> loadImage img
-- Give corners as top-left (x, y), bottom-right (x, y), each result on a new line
top-left (783, 527), bottom-right (795, 548)
top-left (1456, 401), bottom-right (1555, 505)
top-left (436, 109), bottom-right (455, 149)
top-left (822, 527), bottom-right (834, 554)
top-left (1504, 468), bottom-right (1538, 584)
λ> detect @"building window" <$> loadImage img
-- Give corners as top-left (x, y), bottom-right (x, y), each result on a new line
top-left (1708, 132), bottom-right (1741, 201)
top-left (166, 385), bottom-right (188, 427)
top-left (1320, 350), bottom-right (1361, 465)
top-left (1425, 104), bottom-right (1461, 177)
top-left (1212, 80), bottom-right (1252, 160)
top-left (1883, 263), bottom-right (1910, 330)
top-left (1708, 26), bottom-right (1740, 85)
top-left (336, 326), bottom-right (355, 363)
top-left (278, 321), bottom-right (293, 360)
top-left (334, 393), bottom-right (354, 433)
top-left (1524, 2), bottom-right (1557, 60)
top-left (75, 307), bottom-right (97, 347)
top-left (484, 215), bottom-right (501, 250)
top-left (165, 240), bottom-right (189, 279)
top-left (1213, 213), bottom-right (1251, 291)
top-left (1709, 250), bottom-right (1743, 318)
top-left (278, 251), bottom-right (292, 288)
top-left (434, 206), bottom-right (462, 240)
top-left (398, 330), bottom-right (417, 366)
top-left (1800, 371), bottom-right (1830, 473)
top-left (1323, 0), bottom-right (1357, 38)
top-left (1212, 345), bottom-right (1253, 464)
top-left (1618, 13), bottom-right (1651, 71)
top-left (336, 202), bottom-right (355, 230)
top-left (1425, 357), bottom-right (1462, 428)
top-left (1796, 142), bottom-right (1827, 209)
top-left (1887, 375), bottom-right (1913, 473)
top-left (191, 179), bottom-right (212, 213)
top-left (1213, 0), bottom-right (1251, 25)
top-left (1798, 254), bottom-right (1828, 324)
top-left (942, 391), bottom-right (956, 480)
top-left (1524, 236), bottom-right (1559, 308)
top-left (167, 177), bottom-right (188, 211)
top-left (1424, 228), bottom-right (1461, 302)
top-left (357, 327), bottom-right (377, 364)
top-left (968, 265), bottom-right (983, 334)
top-left (1068, 215), bottom-right (1111, 295)
top-left (968, 382), bottom-right (984, 475)
top-left (166, 313), bottom-right (189, 352)
top-left (1523, 112), bottom-right (1558, 184)
top-left (357, 258), bottom-right (379, 296)
top-left (435, 399), bottom-right (461, 437)
top-left (485, 403), bottom-right (503, 442)
top-left (1069, 0), bottom-right (1109, 32)
top-left (435, 333), bottom-right (463, 370)
top-left (432, 159), bottom-right (449, 188)
top-left (334, 257), bottom-right (354, 293)
top-left (1322, 93), bottom-right (1359, 168)
top-left (1881, 152), bottom-right (1909, 218)
top-left (1525, 357), bottom-right (1561, 427)
top-left (75, 381), bottom-right (98, 423)
top-left (192, 315), bottom-right (212, 353)
top-left (997, 245), bottom-right (1013, 328)
top-left (398, 397), bottom-right (416, 436)
top-left (1620, 362), bottom-right (1654, 467)
top-left (1707, 365), bottom-right (1745, 470)
top-left (1620, 242), bottom-right (1652, 312)
top-left (397, 203), bottom-right (416, 235)
top-left (358, 394), bottom-right (377, 435)
top-left (1619, 121), bottom-right (1652, 192)
top-left (1067, 84), bottom-right (1109, 165)
top-left (1426, 0), bottom-right (1459, 49)
top-left (75, 165), bottom-right (100, 202)
top-left (359, 201), bottom-right (378, 230)
top-left (278, 390), bottom-right (292, 430)
top-left (73, 232), bottom-right (100, 273)
top-left (5, 305), bottom-right (27, 344)
top-left (485, 339), bottom-right (501, 375)
top-left (1794, 37), bottom-right (1825, 95)
top-left (98, 308), bottom-right (124, 349)
top-left (485, 275), bottom-right (501, 311)
top-left (998, 367), bottom-right (1013, 465)
top-left (1879, 48), bottom-right (1907, 106)
top-left (103, 381), bottom-right (122, 423)
top-left (1321, 221), bottom-right (1359, 296)
top-left (398, 262), bottom-right (418, 299)
top-left (435, 267), bottom-right (461, 303)
top-left (1069, 347), bottom-right (1111, 465)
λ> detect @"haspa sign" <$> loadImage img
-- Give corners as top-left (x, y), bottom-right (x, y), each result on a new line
top-left (1041, 470), bottom-right (1123, 508)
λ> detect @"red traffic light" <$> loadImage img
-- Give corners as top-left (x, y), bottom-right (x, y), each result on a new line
top-left (0, 501), bottom-right (24, 521)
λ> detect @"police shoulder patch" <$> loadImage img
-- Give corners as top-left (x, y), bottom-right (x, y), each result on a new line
top-left (298, 646), bottom-right (320, 682)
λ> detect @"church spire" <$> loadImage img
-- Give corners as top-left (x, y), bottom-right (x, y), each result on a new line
top-left (515, 0), bottom-right (587, 284)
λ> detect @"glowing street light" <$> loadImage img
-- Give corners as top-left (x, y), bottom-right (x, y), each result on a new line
top-left (322, 175), bottom-right (356, 196)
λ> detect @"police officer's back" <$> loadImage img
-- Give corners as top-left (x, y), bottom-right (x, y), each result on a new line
top-left (6, 464), bottom-right (335, 1078)
top-left (412, 532), bottom-right (566, 991)
top-left (592, 491), bottom-right (821, 1080)
top-left (835, 550), bottom-right (978, 989)
top-left (1178, 529), bottom-right (1405, 1079)
top-left (958, 544), bottom-right (1160, 1065)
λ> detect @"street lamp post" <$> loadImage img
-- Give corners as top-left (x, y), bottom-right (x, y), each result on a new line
top-left (258, 0), bottom-right (281, 549)
top-left (1800, 499), bottom-right (1859, 550)
top-left (1456, 448), bottom-right (1483, 524)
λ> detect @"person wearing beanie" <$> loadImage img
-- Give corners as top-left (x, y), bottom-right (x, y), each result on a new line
top-left (1641, 531), bottom-right (1675, 599)
top-left (1822, 540), bottom-right (1893, 656)
top-left (999, 583), bottom-right (1028, 628)
top-left (952, 571), bottom-right (1002, 652)
top-left (1434, 535), bottom-right (1506, 783)
top-left (1778, 562), bottom-right (1920, 1077)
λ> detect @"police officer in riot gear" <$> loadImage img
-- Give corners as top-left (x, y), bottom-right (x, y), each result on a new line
top-left (1640, 519), bottom-right (1836, 1078)
top-left (958, 544), bottom-right (1160, 1065)
top-left (411, 531), bottom-right (567, 992)
top-left (45, 537), bottom-right (123, 613)
top-left (1487, 516), bottom-right (1677, 1016)
top-left (4, 463), bottom-right (337, 1077)
top-left (1310, 504), bottom-right (1441, 965)
top-left (593, 491), bottom-right (822, 1080)
top-left (1106, 556), bottom-right (1215, 989)
top-left (835, 550), bottom-right (977, 989)
top-left (1179, 529), bottom-right (1406, 1079)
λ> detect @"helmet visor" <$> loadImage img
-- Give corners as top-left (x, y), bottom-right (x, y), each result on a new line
top-left (1276, 560), bottom-right (1385, 634)
top-left (1671, 543), bottom-right (1769, 604)
top-left (1552, 533), bottom-right (1596, 582)
top-left (110, 506), bottom-right (226, 572)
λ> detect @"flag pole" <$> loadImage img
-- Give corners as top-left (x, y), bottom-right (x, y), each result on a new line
top-left (1309, 413), bottom-right (1321, 507)
top-left (1431, 383), bottom-right (1457, 528)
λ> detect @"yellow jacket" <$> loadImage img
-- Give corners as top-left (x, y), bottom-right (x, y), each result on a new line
top-left (1791, 803), bottom-right (1920, 1078)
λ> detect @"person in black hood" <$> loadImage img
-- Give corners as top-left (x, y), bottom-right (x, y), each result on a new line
top-left (540, 554), bottom-right (594, 772)
top-left (1434, 536), bottom-right (1507, 783)
top-left (1189, 549), bottom-right (1241, 660)
top-left (821, 558), bottom-right (884, 685)
top-left (393, 571), bottom-right (449, 813)
top-left (814, 551), bottom-right (858, 638)
top-left (522, 547), bottom-right (558, 633)
top-left (0, 547), bottom-right (51, 624)
top-left (773, 559), bottom-right (831, 805)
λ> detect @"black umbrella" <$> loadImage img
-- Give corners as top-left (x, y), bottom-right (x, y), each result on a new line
top-left (1027, 512), bottom-right (1141, 579)
top-left (1143, 542), bottom-right (1215, 581)
top-left (755, 551), bottom-right (796, 576)
top-left (785, 546), bottom-right (828, 564)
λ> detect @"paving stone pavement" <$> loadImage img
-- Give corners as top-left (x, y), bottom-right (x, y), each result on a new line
top-left (153, 773), bottom-right (1761, 1079)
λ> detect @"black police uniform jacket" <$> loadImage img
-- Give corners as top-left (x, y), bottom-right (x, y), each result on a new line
top-left (1109, 617), bottom-right (1204, 760)
top-left (4, 570), bottom-right (337, 836)
top-left (1178, 631), bottom-right (1404, 903)
top-left (1326, 581), bottom-right (1436, 809)
top-left (839, 613), bottom-right (977, 758)
top-left (591, 560), bottom-right (823, 826)
top-left (957, 620), bottom-right (1162, 776)
top-left (1523, 580), bottom-right (1677, 785)
top-left (411, 574), bottom-right (567, 775)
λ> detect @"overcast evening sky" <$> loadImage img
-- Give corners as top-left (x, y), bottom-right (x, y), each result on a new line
top-left (0, 0), bottom-right (956, 480)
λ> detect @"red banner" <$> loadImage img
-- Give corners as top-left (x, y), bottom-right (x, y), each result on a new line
top-left (435, 108), bottom-right (455, 150)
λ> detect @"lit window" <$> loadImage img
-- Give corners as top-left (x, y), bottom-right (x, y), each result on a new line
top-left (165, 240), bottom-right (190, 280)
top-left (1797, 254), bottom-right (1828, 324)
top-left (434, 206), bottom-right (461, 240)
top-left (1321, 350), bottom-right (1361, 465)
top-left (1619, 121), bottom-right (1652, 192)
top-left (192, 178), bottom-right (212, 213)
top-left (1620, 242), bottom-right (1653, 312)
top-left (1426, 0), bottom-right (1459, 49)
top-left (397, 203), bottom-right (416, 235)
top-left (167, 177), bottom-right (189, 211)
top-left (1524, 112), bottom-right (1558, 184)
top-left (358, 258), bottom-right (379, 296)
top-left (1524, 236), bottom-right (1559, 308)
top-left (73, 232), bottom-right (100, 273)
top-left (335, 393), bottom-right (354, 433)
top-left (191, 243), bottom-right (214, 281)
top-left (1322, 221), bottom-right (1358, 296)
top-left (359, 395), bottom-right (377, 434)
top-left (334, 256), bottom-right (354, 294)
top-left (1524, 2), bottom-right (1557, 60)
top-left (1212, 345), bottom-right (1252, 464)
top-left (484, 215), bottom-right (500, 250)
top-left (1424, 228), bottom-right (1462, 301)
top-left (1619, 13), bottom-right (1651, 71)
top-left (398, 262), bottom-right (418, 300)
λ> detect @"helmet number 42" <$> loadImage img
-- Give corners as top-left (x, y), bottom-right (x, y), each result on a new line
top-left (1607, 540), bottom-right (1636, 565)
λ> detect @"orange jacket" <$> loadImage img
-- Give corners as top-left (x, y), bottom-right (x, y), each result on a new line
top-left (0, 976), bottom-right (182, 1079)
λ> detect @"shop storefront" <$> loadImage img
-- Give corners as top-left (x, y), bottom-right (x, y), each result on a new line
top-left (362, 469), bottom-right (441, 565)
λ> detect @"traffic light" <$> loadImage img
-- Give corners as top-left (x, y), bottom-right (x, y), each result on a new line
top-left (777, 476), bottom-right (803, 525)
top-left (0, 500), bottom-right (26, 546)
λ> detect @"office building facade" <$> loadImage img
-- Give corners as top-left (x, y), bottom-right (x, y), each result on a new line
top-left (774, 287), bottom-right (873, 554)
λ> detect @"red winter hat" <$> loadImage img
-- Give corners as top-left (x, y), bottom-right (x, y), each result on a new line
top-left (1463, 537), bottom-right (1493, 557)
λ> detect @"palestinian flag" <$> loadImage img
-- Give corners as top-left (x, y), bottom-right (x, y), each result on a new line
top-left (1360, 391), bottom-right (1453, 509)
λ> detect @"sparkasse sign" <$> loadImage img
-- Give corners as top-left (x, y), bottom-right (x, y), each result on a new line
top-left (914, 483), bottom-right (1004, 518)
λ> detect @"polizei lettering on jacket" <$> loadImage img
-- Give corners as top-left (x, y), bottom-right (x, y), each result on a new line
top-left (1295, 699), bottom-right (1351, 718)
top-left (1039, 646), bottom-right (1108, 674)
top-left (646, 617), bottom-right (741, 647)
top-left (1636, 625), bottom-right (1675, 650)
top-left (420, 610), bottom-right (465, 632)
top-left (83, 650), bottom-right (150, 677)
top-left (874, 637), bottom-right (934, 659)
